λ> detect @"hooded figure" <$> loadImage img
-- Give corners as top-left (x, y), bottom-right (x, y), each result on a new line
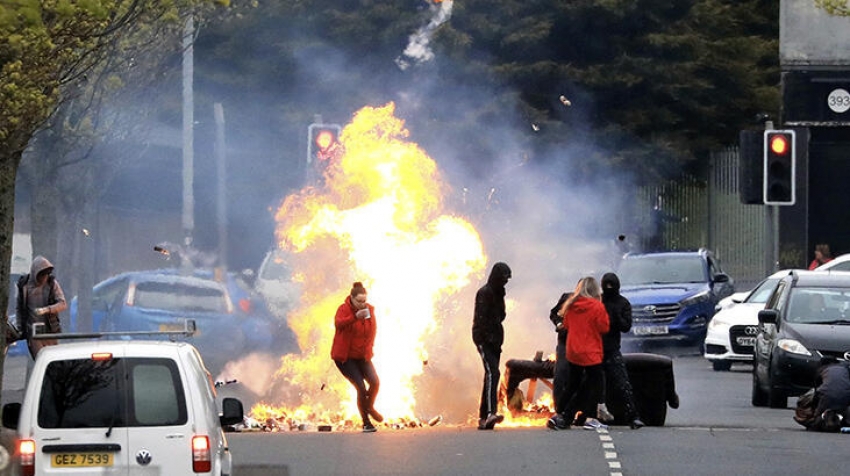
top-left (16, 256), bottom-right (67, 359)
top-left (600, 272), bottom-right (644, 429)
top-left (472, 262), bottom-right (512, 430)
top-left (601, 272), bottom-right (632, 355)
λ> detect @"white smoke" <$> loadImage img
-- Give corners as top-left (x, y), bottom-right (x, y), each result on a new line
top-left (395, 0), bottom-right (454, 70)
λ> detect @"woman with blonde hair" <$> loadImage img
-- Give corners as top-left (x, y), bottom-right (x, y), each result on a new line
top-left (547, 276), bottom-right (610, 430)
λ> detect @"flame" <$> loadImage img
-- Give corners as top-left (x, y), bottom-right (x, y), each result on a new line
top-left (261, 102), bottom-right (486, 427)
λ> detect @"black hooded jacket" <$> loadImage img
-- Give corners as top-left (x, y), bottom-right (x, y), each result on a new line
top-left (601, 272), bottom-right (632, 354)
top-left (472, 262), bottom-right (512, 350)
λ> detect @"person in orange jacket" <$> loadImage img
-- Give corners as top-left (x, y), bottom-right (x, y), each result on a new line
top-left (331, 281), bottom-right (383, 433)
top-left (547, 276), bottom-right (610, 430)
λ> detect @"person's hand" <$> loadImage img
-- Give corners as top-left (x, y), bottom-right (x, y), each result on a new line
top-left (35, 307), bottom-right (49, 316)
top-left (355, 309), bottom-right (370, 320)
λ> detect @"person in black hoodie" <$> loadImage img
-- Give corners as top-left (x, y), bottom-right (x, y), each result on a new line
top-left (600, 272), bottom-right (644, 429)
top-left (472, 262), bottom-right (512, 430)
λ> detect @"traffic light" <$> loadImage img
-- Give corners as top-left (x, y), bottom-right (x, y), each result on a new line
top-left (307, 123), bottom-right (342, 165)
top-left (763, 130), bottom-right (796, 206)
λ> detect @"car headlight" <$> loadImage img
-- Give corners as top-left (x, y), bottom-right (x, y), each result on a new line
top-left (777, 338), bottom-right (811, 356)
top-left (682, 290), bottom-right (710, 307)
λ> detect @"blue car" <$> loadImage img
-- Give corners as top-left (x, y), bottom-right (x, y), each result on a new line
top-left (5, 273), bottom-right (27, 357)
top-left (69, 270), bottom-right (278, 375)
top-left (617, 249), bottom-right (735, 344)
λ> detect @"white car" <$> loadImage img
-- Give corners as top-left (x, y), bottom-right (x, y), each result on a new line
top-left (2, 330), bottom-right (244, 475)
top-left (255, 249), bottom-right (302, 318)
top-left (704, 270), bottom-right (793, 371)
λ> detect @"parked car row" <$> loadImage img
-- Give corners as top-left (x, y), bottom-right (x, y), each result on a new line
top-left (67, 267), bottom-right (296, 376)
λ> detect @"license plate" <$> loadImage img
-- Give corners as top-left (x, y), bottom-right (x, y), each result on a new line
top-left (633, 325), bottom-right (669, 336)
top-left (51, 453), bottom-right (113, 467)
top-left (736, 336), bottom-right (756, 346)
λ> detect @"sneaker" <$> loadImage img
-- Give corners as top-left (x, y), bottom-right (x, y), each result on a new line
top-left (483, 413), bottom-right (502, 430)
top-left (362, 423), bottom-right (377, 433)
top-left (547, 414), bottom-right (570, 430)
top-left (597, 404), bottom-right (615, 423)
top-left (582, 418), bottom-right (608, 431)
top-left (368, 407), bottom-right (384, 423)
top-left (629, 418), bottom-right (645, 430)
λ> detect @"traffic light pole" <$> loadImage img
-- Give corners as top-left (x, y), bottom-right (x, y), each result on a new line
top-left (763, 122), bottom-right (776, 275)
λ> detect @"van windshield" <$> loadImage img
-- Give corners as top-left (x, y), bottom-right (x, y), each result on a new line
top-left (38, 357), bottom-right (187, 429)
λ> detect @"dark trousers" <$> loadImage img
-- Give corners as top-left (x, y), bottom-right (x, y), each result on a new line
top-left (553, 335), bottom-right (570, 414)
top-left (476, 343), bottom-right (501, 419)
top-left (335, 359), bottom-right (380, 424)
top-left (603, 350), bottom-right (640, 420)
top-left (562, 362), bottom-right (604, 423)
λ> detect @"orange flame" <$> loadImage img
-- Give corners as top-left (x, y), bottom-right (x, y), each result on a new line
top-left (262, 102), bottom-right (486, 426)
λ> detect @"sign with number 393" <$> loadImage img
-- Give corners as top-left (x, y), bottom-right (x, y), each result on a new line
top-left (828, 88), bottom-right (850, 114)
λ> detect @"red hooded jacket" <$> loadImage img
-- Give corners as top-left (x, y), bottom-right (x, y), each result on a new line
top-left (563, 296), bottom-right (610, 366)
top-left (331, 296), bottom-right (376, 361)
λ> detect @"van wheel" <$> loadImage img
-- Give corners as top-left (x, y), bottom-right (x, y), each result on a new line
top-left (752, 369), bottom-right (768, 407)
top-left (712, 360), bottom-right (732, 371)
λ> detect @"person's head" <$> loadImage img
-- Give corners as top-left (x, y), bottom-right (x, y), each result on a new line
top-left (488, 262), bottom-right (512, 288)
top-left (573, 276), bottom-right (601, 300)
top-left (815, 243), bottom-right (832, 261)
top-left (601, 272), bottom-right (621, 296)
top-left (350, 282), bottom-right (368, 309)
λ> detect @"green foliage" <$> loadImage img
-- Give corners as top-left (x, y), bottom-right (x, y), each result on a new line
top-left (816, 0), bottom-right (850, 16)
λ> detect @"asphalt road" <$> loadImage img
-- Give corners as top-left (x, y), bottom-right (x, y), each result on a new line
top-left (2, 345), bottom-right (848, 475)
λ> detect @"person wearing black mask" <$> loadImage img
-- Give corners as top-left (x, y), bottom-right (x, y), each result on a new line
top-left (472, 262), bottom-right (512, 430)
top-left (600, 272), bottom-right (644, 429)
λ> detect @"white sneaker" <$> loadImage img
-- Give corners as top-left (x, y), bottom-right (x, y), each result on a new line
top-left (597, 404), bottom-right (615, 423)
top-left (582, 418), bottom-right (608, 431)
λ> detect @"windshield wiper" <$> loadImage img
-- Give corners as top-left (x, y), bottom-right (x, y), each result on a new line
top-left (808, 319), bottom-right (850, 325)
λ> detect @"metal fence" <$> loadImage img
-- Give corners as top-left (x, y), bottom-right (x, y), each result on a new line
top-left (636, 147), bottom-right (767, 290)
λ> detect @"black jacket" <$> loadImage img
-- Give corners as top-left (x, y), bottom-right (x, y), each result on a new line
top-left (549, 292), bottom-right (570, 345)
top-left (601, 273), bottom-right (632, 354)
top-left (472, 262), bottom-right (512, 350)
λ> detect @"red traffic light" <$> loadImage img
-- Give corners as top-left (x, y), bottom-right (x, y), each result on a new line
top-left (315, 130), bottom-right (336, 152)
top-left (769, 134), bottom-right (789, 155)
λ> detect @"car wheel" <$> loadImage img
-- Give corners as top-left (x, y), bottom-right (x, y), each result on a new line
top-left (712, 360), bottom-right (732, 372)
top-left (752, 367), bottom-right (768, 407)
top-left (768, 385), bottom-right (787, 408)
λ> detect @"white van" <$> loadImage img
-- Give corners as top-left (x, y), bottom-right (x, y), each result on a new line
top-left (1, 330), bottom-right (244, 475)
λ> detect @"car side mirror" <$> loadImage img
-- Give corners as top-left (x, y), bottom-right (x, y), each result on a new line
top-left (2, 403), bottom-right (21, 429)
top-left (758, 309), bottom-right (778, 325)
top-left (220, 397), bottom-right (244, 426)
top-left (713, 274), bottom-right (730, 284)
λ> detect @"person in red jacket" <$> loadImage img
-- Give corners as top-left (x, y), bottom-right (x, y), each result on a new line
top-left (547, 276), bottom-right (610, 430)
top-left (331, 282), bottom-right (383, 433)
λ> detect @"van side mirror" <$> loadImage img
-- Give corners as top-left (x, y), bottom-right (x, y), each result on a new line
top-left (2, 403), bottom-right (21, 429)
top-left (713, 274), bottom-right (730, 284)
top-left (758, 309), bottom-right (778, 325)
top-left (220, 397), bottom-right (244, 426)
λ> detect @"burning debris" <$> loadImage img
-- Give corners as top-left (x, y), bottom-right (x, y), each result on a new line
top-left (232, 408), bottom-right (444, 433)
top-left (258, 102), bottom-right (486, 430)
top-left (559, 95), bottom-right (572, 107)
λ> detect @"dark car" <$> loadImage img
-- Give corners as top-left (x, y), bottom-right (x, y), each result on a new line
top-left (752, 270), bottom-right (850, 408)
top-left (616, 249), bottom-right (735, 344)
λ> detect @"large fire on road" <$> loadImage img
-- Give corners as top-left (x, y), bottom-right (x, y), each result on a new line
top-left (253, 102), bottom-right (493, 430)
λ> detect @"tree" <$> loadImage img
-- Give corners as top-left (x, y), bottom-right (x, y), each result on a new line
top-left (816, 0), bottom-right (850, 16)
top-left (0, 0), bottom-right (228, 403)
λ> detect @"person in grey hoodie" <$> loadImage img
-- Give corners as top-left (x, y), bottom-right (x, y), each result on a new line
top-left (472, 262), bottom-right (512, 430)
top-left (16, 256), bottom-right (67, 359)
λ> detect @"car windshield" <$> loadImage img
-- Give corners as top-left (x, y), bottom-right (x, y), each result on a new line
top-left (133, 282), bottom-right (228, 313)
top-left (260, 252), bottom-right (292, 280)
top-left (786, 287), bottom-right (850, 324)
top-left (747, 278), bottom-right (781, 304)
top-left (618, 256), bottom-right (706, 285)
top-left (38, 357), bottom-right (187, 429)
